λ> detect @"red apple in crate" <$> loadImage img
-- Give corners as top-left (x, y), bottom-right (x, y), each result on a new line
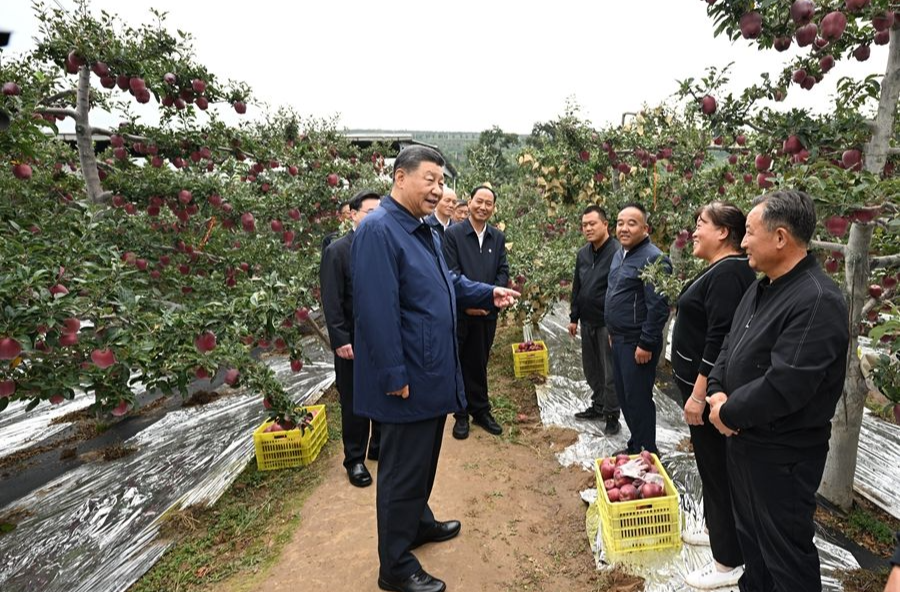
top-left (607, 488), bottom-right (620, 502)
top-left (619, 483), bottom-right (638, 501)
top-left (603, 478), bottom-right (616, 491)
top-left (641, 482), bottom-right (665, 499)
top-left (600, 458), bottom-right (616, 480)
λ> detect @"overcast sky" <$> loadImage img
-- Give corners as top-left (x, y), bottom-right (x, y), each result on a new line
top-left (2, 0), bottom-right (888, 134)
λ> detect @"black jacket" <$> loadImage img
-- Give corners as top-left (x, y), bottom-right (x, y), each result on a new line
top-left (319, 230), bottom-right (355, 350)
top-left (708, 254), bottom-right (849, 462)
top-left (442, 219), bottom-right (508, 320)
top-left (671, 255), bottom-right (756, 387)
top-left (570, 238), bottom-right (619, 327)
top-left (604, 236), bottom-right (671, 349)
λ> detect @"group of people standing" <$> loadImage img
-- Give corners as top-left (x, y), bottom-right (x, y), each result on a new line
top-left (318, 143), bottom-right (855, 592)
top-left (570, 192), bottom-right (850, 592)
top-left (319, 146), bottom-right (516, 592)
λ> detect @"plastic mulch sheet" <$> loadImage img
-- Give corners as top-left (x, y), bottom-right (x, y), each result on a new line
top-left (534, 302), bottom-right (898, 591)
top-left (0, 338), bottom-right (334, 592)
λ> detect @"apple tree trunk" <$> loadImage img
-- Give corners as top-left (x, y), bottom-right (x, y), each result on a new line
top-left (817, 28), bottom-right (900, 512)
top-left (73, 66), bottom-right (107, 204)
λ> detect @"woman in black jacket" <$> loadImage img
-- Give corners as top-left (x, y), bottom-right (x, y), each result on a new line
top-left (672, 201), bottom-right (756, 590)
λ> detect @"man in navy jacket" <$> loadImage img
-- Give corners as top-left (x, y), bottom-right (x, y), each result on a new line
top-left (320, 188), bottom-right (382, 488)
top-left (605, 203), bottom-right (671, 455)
top-left (352, 146), bottom-right (519, 592)
top-left (442, 185), bottom-right (509, 439)
top-left (425, 187), bottom-right (456, 238)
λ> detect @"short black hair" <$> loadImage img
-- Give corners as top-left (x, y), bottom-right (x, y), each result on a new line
top-left (337, 200), bottom-right (350, 213)
top-left (456, 199), bottom-right (468, 208)
top-left (349, 189), bottom-right (380, 211)
top-left (469, 185), bottom-right (497, 201)
top-left (393, 145), bottom-right (445, 180)
top-left (582, 205), bottom-right (608, 221)
top-left (619, 202), bottom-right (649, 224)
top-left (752, 189), bottom-right (816, 245)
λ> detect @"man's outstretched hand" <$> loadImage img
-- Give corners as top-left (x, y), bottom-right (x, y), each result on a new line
top-left (493, 287), bottom-right (520, 309)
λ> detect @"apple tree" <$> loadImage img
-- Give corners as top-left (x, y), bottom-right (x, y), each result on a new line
top-left (0, 1), bottom-right (389, 427)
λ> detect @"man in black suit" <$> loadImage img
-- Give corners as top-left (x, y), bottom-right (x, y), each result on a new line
top-left (425, 187), bottom-right (456, 238)
top-left (442, 185), bottom-right (509, 439)
top-left (321, 200), bottom-right (352, 252)
top-left (320, 189), bottom-right (382, 487)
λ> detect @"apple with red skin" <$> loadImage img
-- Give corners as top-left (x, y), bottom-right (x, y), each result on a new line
top-left (728, 154), bottom-right (738, 165)
top-left (736, 135), bottom-right (746, 146)
top-left (755, 154), bottom-right (772, 171)
top-left (288, 207), bottom-right (301, 220)
top-left (0, 380), bottom-right (15, 398)
top-left (796, 23), bottom-right (817, 47)
top-left (59, 333), bottom-right (78, 347)
top-left (842, 149), bottom-right (862, 171)
top-left (111, 400), bottom-right (131, 417)
top-left (641, 482), bottom-right (665, 499)
top-left (600, 458), bottom-right (616, 480)
top-left (854, 45), bottom-right (871, 61)
top-left (295, 307), bottom-right (310, 322)
top-left (875, 30), bottom-right (891, 45)
top-left (783, 135), bottom-right (803, 154)
top-left (740, 11), bottom-right (763, 38)
top-left (62, 318), bottom-right (81, 335)
top-left (91, 348), bottom-right (117, 369)
top-left (700, 95), bottom-right (716, 115)
top-left (825, 257), bottom-right (839, 273)
top-left (195, 96), bottom-right (209, 110)
top-left (792, 69), bottom-right (808, 84)
top-left (869, 284), bottom-right (883, 299)
top-left (883, 275), bottom-right (898, 290)
top-left (12, 164), bottom-right (32, 180)
top-left (191, 79), bottom-right (206, 94)
top-left (773, 37), bottom-right (792, 51)
top-left (758, 172), bottom-right (774, 189)
top-left (821, 11), bottom-right (847, 41)
top-left (579, 150), bottom-right (590, 162)
top-left (845, 0), bottom-right (869, 11)
top-left (873, 12), bottom-right (895, 31)
top-left (791, 0), bottom-right (815, 24)
top-left (801, 77), bottom-right (816, 90)
top-left (224, 368), bottom-right (240, 386)
top-left (619, 483), bottom-right (638, 501)
top-left (326, 173), bottom-right (339, 187)
top-left (819, 55), bottom-right (835, 74)
top-left (2, 81), bottom-right (21, 96)
top-left (603, 478), bottom-right (616, 491)
top-left (233, 101), bottom-right (246, 114)
top-left (195, 367), bottom-right (210, 380)
top-left (287, 165), bottom-right (298, 176)
top-left (607, 488), bottom-right (620, 502)
top-left (824, 215), bottom-right (850, 237)
top-left (241, 212), bottom-right (256, 232)
top-left (49, 284), bottom-right (69, 296)
top-left (291, 359), bottom-right (304, 373)
top-left (194, 331), bottom-right (217, 353)
top-left (0, 337), bottom-right (22, 360)
top-left (135, 258), bottom-right (148, 271)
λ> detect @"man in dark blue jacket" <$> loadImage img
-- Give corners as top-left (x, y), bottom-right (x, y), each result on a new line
top-left (707, 190), bottom-right (849, 592)
top-left (604, 203), bottom-right (671, 456)
top-left (425, 187), bottom-right (456, 238)
top-left (320, 188), bottom-right (382, 488)
top-left (442, 185), bottom-right (509, 439)
top-left (352, 146), bottom-right (519, 592)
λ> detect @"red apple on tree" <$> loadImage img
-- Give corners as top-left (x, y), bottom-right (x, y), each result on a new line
top-left (842, 149), bottom-right (862, 171)
top-left (194, 331), bottom-right (217, 353)
top-left (796, 23), bottom-right (817, 47)
top-left (853, 45), bottom-right (871, 61)
top-left (326, 173), bottom-right (339, 187)
top-left (0, 380), bottom-right (15, 398)
top-left (740, 11), bottom-right (763, 39)
top-left (0, 337), bottom-right (22, 360)
top-left (873, 11), bottom-right (895, 31)
top-left (700, 95), bottom-right (717, 115)
top-left (820, 11), bottom-right (847, 41)
top-left (791, 0), bottom-right (815, 25)
top-left (233, 101), bottom-right (246, 114)
top-left (824, 215), bottom-right (849, 237)
top-left (91, 348), bottom-right (117, 369)
top-left (869, 284), bottom-right (883, 299)
top-left (224, 368), bottom-right (240, 386)
top-left (291, 359), bottom-right (303, 373)
top-left (12, 164), bottom-right (32, 180)
top-left (755, 154), bottom-right (772, 171)
top-left (2, 82), bottom-right (21, 96)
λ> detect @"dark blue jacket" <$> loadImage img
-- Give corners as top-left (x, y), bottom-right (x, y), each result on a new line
top-left (319, 230), bottom-right (355, 349)
top-left (351, 197), bottom-right (496, 423)
top-left (442, 219), bottom-right (509, 320)
top-left (604, 236), bottom-right (671, 350)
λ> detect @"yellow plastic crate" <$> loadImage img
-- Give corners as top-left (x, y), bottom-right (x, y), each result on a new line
top-left (594, 453), bottom-right (682, 560)
top-left (511, 340), bottom-right (549, 377)
top-left (253, 404), bottom-right (327, 471)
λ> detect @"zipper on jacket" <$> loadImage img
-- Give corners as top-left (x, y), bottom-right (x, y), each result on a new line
top-left (633, 293), bottom-right (637, 324)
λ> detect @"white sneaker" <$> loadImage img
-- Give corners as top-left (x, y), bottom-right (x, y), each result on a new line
top-left (684, 562), bottom-right (744, 590)
top-left (682, 527), bottom-right (711, 546)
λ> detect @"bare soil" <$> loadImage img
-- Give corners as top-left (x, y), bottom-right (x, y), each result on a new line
top-left (220, 418), bottom-right (640, 592)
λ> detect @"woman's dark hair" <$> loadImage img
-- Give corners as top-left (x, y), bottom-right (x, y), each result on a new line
top-left (694, 201), bottom-right (747, 251)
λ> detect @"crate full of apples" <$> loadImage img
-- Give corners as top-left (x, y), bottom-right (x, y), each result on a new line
top-left (594, 451), bottom-right (681, 559)
top-left (511, 339), bottom-right (549, 377)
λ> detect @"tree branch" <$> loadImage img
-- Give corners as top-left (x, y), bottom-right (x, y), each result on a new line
top-left (38, 89), bottom-right (76, 106)
top-left (872, 254), bottom-right (900, 269)
top-left (811, 240), bottom-right (846, 253)
top-left (91, 127), bottom-right (150, 144)
top-left (34, 107), bottom-right (77, 120)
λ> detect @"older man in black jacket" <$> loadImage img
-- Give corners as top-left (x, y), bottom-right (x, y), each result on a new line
top-left (320, 189), bottom-right (383, 487)
top-left (443, 185), bottom-right (509, 439)
top-left (707, 190), bottom-right (849, 592)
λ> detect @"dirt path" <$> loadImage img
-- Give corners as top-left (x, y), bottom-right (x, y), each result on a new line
top-left (226, 420), bottom-right (624, 592)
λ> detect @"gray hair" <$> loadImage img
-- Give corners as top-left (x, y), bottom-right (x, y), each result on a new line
top-left (751, 189), bottom-right (816, 245)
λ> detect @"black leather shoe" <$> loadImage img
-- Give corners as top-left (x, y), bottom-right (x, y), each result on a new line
top-left (472, 411), bottom-right (502, 435)
top-left (378, 568), bottom-right (446, 592)
top-left (347, 462), bottom-right (372, 487)
top-left (603, 415), bottom-right (621, 435)
top-left (410, 519), bottom-right (461, 550)
top-left (452, 416), bottom-right (469, 440)
top-left (574, 407), bottom-right (603, 420)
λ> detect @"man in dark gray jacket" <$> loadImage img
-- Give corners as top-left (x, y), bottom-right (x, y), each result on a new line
top-left (604, 203), bottom-right (671, 455)
top-left (569, 205), bottom-right (621, 435)
top-left (708, 190), bottom-right (849, 592)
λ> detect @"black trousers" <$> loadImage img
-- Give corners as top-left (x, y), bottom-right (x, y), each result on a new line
top-left (728, 440), bottom-right (826, 592)
top-left (377, 416), bottom-right (446, 580)
top-left (334, 354), bottom-right (380, 468)
top-left (610, 339), bottom-right (660, 454)
top-left (581, 323), bottom-right (620, 417)
top-left (454, 316), bottom-right (497, 419)
top-left (677, 382), bottom-right (742, 567)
